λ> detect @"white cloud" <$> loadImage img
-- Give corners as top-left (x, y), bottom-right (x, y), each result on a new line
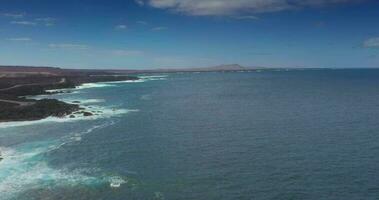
top-left (36, 17), bottom-right (56, 26)
top-left (35, 17), bottom-right (55, 22)
top-left (233, 15), bottom-right (259, 20)
top-left (112, 50), bottom-right (143, 56)
top-left (7, 37), bottom-right (32, 41)
top-left (115, 24), bottom-right (128, 30)
top-left (44, 22), bottom-right (55, 27)
top-left (8, 17), bottom-right (55, 26)
top-left (49, 43), bottom-right (89, 50)
top-left (137, 21), bottom-right (148, 25)
top-left (10, 21), bottom-right (37, 26)
top-left (2, 13), bottom-right (24, 18)
top-left (363, 37), bottom-right (379, 48)
top-left (135, 0), bottom-right (145, 6)
top-left (152, 26), bottom-right (168, 31)
top-left (137, 0), bottom-right (361, 16)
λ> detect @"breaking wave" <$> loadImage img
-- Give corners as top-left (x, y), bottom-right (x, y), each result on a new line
top-left (0, 121), bottom-right (116, 200)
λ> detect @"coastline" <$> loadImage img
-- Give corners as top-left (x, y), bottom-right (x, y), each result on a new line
top-left (0, 75), bottom-right (139, 123)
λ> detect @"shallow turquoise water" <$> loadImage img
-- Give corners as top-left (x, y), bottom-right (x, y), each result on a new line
top-left (1, 70), bottom-right (379, 200)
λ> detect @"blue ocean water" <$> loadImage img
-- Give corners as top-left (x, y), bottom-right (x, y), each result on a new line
top-left (1, 70), bottom-right (379, 200)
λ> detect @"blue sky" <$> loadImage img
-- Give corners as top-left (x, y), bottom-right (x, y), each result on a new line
top-left (0, 0), bottom-right (378, 69)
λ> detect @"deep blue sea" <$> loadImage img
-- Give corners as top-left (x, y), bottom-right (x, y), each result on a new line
top-left (1, 69), bottom-right (379, 200)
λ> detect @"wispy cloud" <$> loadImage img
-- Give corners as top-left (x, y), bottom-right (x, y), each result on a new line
top-left (6, 15), bottom-right (56, 26)
top-left (233, 15), bottom-right (259, 20)
top-left (152, 26), bottom-right (167, 31)
top-left (2, 13), bottom-right (24, 18)
top-left (135, 0), bottom-right (145, 6)
top-left (49, 43), bottom-right (89, 50)
top-left (137, 21), bottom-right (148, 25)
top-left (137, 0), bottom-right (362, 16)
top-left (10, 21), bottom-right (37, 26)
top-left (112, 50), bottom-right (143, 56)
top-left (115, 24), bottom-right (127, 30)
top-left (7, 37), bottom-right (32, 41)
top-left (363, 37), bottom-right (379, 48)
top-left (35, 17), bottom-right (56, 26)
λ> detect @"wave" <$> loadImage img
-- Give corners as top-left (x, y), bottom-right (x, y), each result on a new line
top-left (139, 75), bottom-right (168, 81)
top-left (107, 75), bottom-right (168, 84)
top-left (0, 119), bottom-right (132, 199)
top-left (0, 121), bottom-right (112, 199)
top-left (109, 79), bottom-right (148, 84)
top-left (73, 76), bottom-right (164, 89)
top-left (45, 88), bottom-right (76, 93)
top-left (0, 74), bottom-right (151, 199)
top-left (69, 99), bottom-right (105, 105)
top-left (108, 176), bottom-right (127, 188)
top-left (0, 107), bottom-right (136, 129)
top-left (140, 94), bottom-right (152, 100)
top-left (139, 75), bottom-right (168, 78)
top-left (75, 83), bottom-right (116, 90)
top-left (43, 74), bottom-right (168, 95)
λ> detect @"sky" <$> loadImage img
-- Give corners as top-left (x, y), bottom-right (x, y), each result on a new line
top-left (0, 0), bottom-right (378, 69)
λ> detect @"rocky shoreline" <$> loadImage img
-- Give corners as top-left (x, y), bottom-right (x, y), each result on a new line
top-left (0, 75), bottom-right (139, 123)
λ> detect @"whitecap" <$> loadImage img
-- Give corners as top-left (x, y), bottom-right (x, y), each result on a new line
top-left (75, 83), bottom-right (115, 90)
top-left (139, 75), bottom-right (168, 79)
top-left (0, 120), bottom-right (118, 199)
top-left (69, 99), bottom-right (105, 105)
top-left (139, 75), bottom-right (168, 81)
top-left (108, 176), bottom-right (127, 188)
top-left (140, 94), bottom-right (152, 100)
top-left (0, 107), bottom-right (135, 129)
top-left (0, 146), bottom-right (100, 200)
top-left (109, 79), bottom-right (147, 84)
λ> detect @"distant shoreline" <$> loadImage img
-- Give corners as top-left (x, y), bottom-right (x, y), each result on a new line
top-left (1, 65), bottom-right (378, 123)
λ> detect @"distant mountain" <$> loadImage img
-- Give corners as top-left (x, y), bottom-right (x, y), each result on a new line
top-left (186, 64), bottom-right (248, 72)
top-left (130, 64), bottom-right (262, 73)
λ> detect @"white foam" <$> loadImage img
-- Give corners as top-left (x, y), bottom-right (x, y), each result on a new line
top-left (139, 75), bottom-right (168, 79)
top-left (108, 79), bottom-right (147, 84)
top-left (0, 144), bottom-right (99, 200)
top-left (0, 121), bottom-right (118, 199)
top-left (27, 90), bottom-right (81, 101)
top-left (45, 88), bottom-right (73, 93)
top-left (140, 75), bottom-right (168, 81)
top-left (70, 135), bottom-right (82, 142)
top-left (108, 176), bottom-right (127, 188)
top-left (0, 107), bottom-right (135, 129)
top-left (75, 83), bottom-right (115, 90)
top-left (140, 94), bottom-right (152, 100)
top-left (42, 75), bottom-right (168, 97)
top-left (0, 74), bottom-right (155, 198)
top-left (70, 99), bottom-right (105, 105)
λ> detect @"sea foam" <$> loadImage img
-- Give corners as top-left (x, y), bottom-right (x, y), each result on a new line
top-left (0, 106), bottom-right (135, 129)
top-left (0, 74), bottom-right (160, 199)
top-left (0, 120), bottom-right (118, 199)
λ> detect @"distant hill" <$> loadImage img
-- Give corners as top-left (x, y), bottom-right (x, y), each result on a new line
top-left (183, 64), bottom-right (249, 72)
top-left (0, 66), bottom-right (117, 77)
top-left (0, 66), bottom-right (63, 77)
top-left (125, 64), bottom-right (262, 73)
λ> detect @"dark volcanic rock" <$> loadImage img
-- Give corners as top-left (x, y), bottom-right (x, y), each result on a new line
top-left (0, 73), bottom-right (139, 122)
top-left (0, 99), bottom-right (79, 122)
top-left (82, 112), bottom-right (93, 116)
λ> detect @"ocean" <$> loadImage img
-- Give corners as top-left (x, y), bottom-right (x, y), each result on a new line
top-left (1, 69), bottom-right (379, 200)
